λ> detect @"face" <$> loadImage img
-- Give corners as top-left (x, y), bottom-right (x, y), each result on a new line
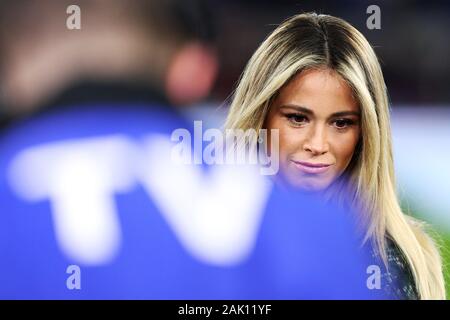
top-left (265, 68), bottom-right (361, 191)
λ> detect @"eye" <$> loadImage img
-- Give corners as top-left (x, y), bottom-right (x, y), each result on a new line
top-left (285, 113), bottom-right (308, 126)
top-left (332, 118), bottom-right (355, 129)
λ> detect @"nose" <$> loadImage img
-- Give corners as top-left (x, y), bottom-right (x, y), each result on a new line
top-left (303, 124), bottom-right (329, 155)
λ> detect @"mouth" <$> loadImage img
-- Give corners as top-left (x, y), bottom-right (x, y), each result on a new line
top-left (291, 160), bottom-right (332, 174)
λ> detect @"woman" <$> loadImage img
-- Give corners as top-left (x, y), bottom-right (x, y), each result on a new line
top-left (225, 12), bottom-right (445, 299)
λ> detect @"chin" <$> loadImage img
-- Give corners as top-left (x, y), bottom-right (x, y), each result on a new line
top-left (295, 183), bottom-right (327, 192)
top-left (283, 176), bottom-right (331, 192)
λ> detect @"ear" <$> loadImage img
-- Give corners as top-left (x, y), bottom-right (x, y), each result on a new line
top-left (165, 42), bottom-right (218, 106)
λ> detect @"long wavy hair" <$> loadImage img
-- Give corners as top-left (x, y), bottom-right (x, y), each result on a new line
top-left (225, 12), bottom-right (445, 299)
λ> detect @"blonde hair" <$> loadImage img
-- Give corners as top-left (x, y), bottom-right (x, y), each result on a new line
top-left (225, 12), bottom-right (445, 299)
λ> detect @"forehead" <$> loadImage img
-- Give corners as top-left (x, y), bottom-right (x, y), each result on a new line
top-left (275, 68), bottom-right (359, 112)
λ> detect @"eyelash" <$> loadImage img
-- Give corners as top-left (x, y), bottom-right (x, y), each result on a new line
top-left (284, 113), bottom-right (356, 130)
top-left (285, 114), bottom-right (308, 125)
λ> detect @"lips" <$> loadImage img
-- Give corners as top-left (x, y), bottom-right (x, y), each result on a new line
top-left (291, 160), bottom-right (332, 174)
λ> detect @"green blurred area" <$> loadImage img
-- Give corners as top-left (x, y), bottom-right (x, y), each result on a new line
top-left (403, 203), bottom-right (450, 299)
top-left (437, 233), bottom-right (450, 299)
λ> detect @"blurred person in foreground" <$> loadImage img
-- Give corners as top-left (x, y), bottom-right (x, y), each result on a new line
top-left (0, 0), bottom-right (218, 123)
top-left (225, 12), bottom-right (445, 300)
top-left (0, 1), bottom-right (386, 299)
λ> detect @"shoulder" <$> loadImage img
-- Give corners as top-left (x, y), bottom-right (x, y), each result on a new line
top-left (372, 238), bottom-right (419, 300)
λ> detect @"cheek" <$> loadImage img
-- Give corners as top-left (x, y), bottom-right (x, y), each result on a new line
top-left (266, 116), bottom-right (299, 158)
top-left (331, 131), bottom-right (360, 169)
top-left (277, 126), bottom-right (304, 160)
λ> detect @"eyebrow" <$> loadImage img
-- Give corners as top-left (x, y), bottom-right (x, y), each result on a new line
top-left (279, 104), bottom-right (360, 118)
